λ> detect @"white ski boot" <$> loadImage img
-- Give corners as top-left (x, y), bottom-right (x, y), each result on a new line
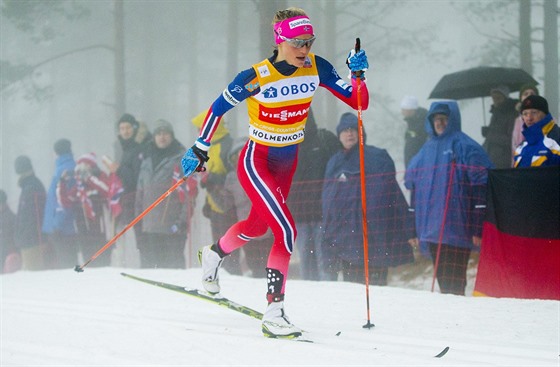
top-left (198, 245), bottom-right (224, 295)
top-left (261, 301), bottom-right (302, 339)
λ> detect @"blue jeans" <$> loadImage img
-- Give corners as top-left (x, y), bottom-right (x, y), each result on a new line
top-left (296, 222), bottom-right (327, 280)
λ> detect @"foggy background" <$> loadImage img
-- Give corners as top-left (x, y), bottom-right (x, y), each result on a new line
top-left (1, 0), bottom-right (559, 211)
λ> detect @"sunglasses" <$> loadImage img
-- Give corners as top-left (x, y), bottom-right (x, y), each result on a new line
top-left (276, 33), bottom-right (316, 48)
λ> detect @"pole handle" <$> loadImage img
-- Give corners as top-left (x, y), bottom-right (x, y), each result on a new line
top-left (354, 38), bottom-right (363, 78)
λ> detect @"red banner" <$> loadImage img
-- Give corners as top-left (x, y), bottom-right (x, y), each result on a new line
top-left (474, 167), bottom-right (560, 300)
top-left (475, 222), bottom-right (560, 299)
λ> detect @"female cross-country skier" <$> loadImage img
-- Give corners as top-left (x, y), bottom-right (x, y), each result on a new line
top-left (181, 7), bottom-right (370, 339)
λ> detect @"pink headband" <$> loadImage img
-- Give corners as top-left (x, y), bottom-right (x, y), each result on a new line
top-left (274, 15), bottom-right (314, 45)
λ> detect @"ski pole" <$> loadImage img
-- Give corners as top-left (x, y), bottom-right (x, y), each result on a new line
top-left (354, 38), bottom-right (374, 329)
top-left (74, 175), bottom-right (188, 272)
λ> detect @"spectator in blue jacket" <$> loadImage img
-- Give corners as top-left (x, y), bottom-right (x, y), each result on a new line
top-left (513, 95), bottom-right (560, 168)
top-left (321, 112), bottom-right (415, 285)
top-left (405, 101), bottom-right (493, 295)
top-left (42, 139), bottom-right (77, 269)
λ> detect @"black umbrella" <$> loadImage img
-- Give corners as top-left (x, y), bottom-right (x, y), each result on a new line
top-left (429, 66), bottom-right (538, 100)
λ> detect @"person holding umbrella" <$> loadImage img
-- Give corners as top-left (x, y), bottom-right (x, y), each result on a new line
top-left (400, 95), bottom-right (428, 169)
top-left (482, 85), bottom-right (519, 169)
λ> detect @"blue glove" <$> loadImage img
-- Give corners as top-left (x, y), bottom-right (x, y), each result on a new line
top-left (181, 139), bottom-right (209, 176)
top-left (347, 49), bottom-right (369, 79)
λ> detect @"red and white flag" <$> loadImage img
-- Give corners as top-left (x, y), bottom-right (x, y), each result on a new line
top-left (107, 173), bottom-right (124, 218)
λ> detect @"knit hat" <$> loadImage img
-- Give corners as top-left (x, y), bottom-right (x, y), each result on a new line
top-left (400, 95), bottom-right (418, 110)
top-left (518, 84), bottom-right (539, 100)
top-left (520, 95), bottom-right (549, 115)
top-left (152, 119), bottom-right (174, 136)
top-left (117, 113), bottom-right (139, 130)
top-left (76, 153), bottom-right (98, 168)
top-left (54, 138), bottom-right (72, 155)
top-left (336, 112), bottom-right (358, 136)
top-left (490, 85), bottom-right (510, 97)
top-left (14, 155), bottom-right (33, 174)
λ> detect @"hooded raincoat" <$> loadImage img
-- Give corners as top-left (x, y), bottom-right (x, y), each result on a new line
top-left (322, 129), bottom-right (415, 268)
top-left (405, 101), bottom-right (493, 256)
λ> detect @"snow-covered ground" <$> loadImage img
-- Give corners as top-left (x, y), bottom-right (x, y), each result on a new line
top-left (1, 267), bottom-right (558, 366)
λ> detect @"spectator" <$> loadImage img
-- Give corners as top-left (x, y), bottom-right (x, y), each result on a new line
top-left (42, 139), bottom-right (77, 269)
top-left (482, 85), bottom-right (518, 168)
top-left (511, 84), bottom-right (539, 160)
top-left (212, 137), bottom-right (271, 278)
top-left (400, 95), bottom-right (428, 168)
top-left (135, 119), bottom-right (189, 268)
top-left (0, 189), bottom-right (17, 273)
top-left (322, 112), bottom-right (415, 285)
top-left (405, 101), bottom-right (493, 295)
top-left (14, 156), bottom-right (47, 271)
top-left (191, 110), bottom-right (236, 269)
top-left (288, 109), bottom-right (340, 280)
top-left (107, 113), bottom-right (144, 268)
top-left (513, 95), bottom-right (560, 167)
top-left (58, 153), bottom-right (118, 267)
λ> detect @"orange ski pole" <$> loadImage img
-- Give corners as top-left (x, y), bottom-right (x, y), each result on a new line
top-left (353, 38), bottom-right (374, 329)
top-left (74, 176), bottom-right (188, 272)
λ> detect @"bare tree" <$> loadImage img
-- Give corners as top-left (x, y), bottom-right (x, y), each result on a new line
top-left (256, 0), bottom-right (286, 56)
top-left (543, 0), bottom-right (559, 116)
top-left (113, 0), bottom-right (125, 117)
top-left (226, 1), bottom-right (240, 132)
top-left (519, 0), bottom-right (532, 74)
top-left (1, 0), bottom-right (126, 118)
top-left (1, 0), bottom-right (90, 100)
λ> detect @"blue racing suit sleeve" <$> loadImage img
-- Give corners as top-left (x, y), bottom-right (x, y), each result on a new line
top-left (199, 68), bottom-right (260, 144)
top-left (316, 55), bottom-right (353, 98)
top-left (211, 68), bottom-right (259, 116)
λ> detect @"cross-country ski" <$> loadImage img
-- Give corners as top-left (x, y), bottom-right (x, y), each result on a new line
top-left (121, 272), bottom-right (314, 342)
top-left (120, 272), bottom-right (263, 320)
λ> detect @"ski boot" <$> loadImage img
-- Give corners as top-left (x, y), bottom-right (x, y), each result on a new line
top-left (198, 244), bottom-right (225, 295)
top-left (261, 268), bottom-right (302, 339)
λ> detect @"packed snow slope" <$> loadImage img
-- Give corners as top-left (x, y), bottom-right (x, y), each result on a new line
top-left (1, 268), bottom-right (558, 366)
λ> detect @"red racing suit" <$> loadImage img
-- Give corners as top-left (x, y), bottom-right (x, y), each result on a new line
top-left (196, 52), bottom-right (369, 292)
